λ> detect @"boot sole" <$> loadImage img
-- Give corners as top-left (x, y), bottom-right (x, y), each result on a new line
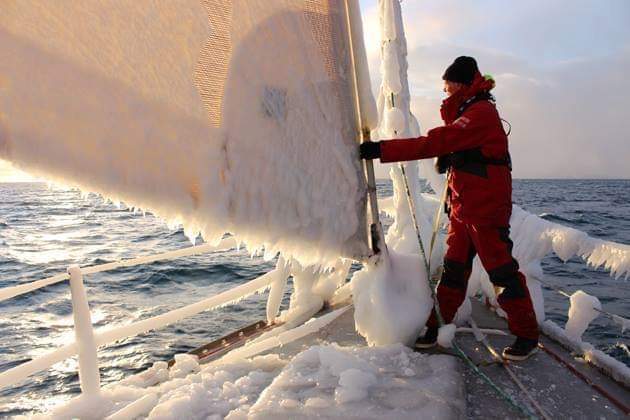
top-left (502, 347), bottom-right (538, 361)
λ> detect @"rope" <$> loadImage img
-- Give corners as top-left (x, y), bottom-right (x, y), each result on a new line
top-left (399, 164), bottom-right (431, 276)
top-left (399, 165), bottom-right (537, 419)
top-left (470, 319), bottom-right (552, 420)
top-left (428, 181), bottom-right (449, 266)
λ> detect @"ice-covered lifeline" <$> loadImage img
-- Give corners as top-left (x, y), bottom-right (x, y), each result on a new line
top-left (361, 56), bottom-right (539, 361)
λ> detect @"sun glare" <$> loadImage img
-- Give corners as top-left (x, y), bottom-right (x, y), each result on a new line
top-left (0, 159), bottom-right (40, 183)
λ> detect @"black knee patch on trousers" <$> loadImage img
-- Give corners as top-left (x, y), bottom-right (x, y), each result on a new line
top-left (498, 227), bottom-right (514, 253)
top-left (488, 259), bottom-right (526, 299)
top-left (441, 258), bottom-right (472, 290)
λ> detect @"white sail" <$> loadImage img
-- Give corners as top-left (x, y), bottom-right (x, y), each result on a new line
top-left (0, 0), bottom-right (375, 265)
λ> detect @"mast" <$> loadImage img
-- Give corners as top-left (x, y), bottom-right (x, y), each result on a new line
top-left (343, 0), bottom-right (387, 260)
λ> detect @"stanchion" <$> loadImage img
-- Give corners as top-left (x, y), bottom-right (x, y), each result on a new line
top-left (68, 265), bottom-right (101, 396)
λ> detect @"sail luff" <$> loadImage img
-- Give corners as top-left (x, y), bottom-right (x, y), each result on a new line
top-left (343, 0), bottom-right (386, 259)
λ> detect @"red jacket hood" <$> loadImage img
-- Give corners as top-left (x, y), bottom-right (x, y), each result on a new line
top-left (441, 72), bottom-right (495, 124)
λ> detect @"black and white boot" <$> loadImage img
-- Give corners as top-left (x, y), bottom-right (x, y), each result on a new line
top-left (502, 337), bottom-right (538, 361)
top-left (415, 327), bottom-right (439, 349)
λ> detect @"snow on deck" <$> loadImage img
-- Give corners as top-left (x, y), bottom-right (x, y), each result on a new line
top-left (40, 307), bottom-right (464, 419)
top-left (245, 344), bottom-right (462, 419)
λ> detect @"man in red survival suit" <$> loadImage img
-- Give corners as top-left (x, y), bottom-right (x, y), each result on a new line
top-left (360, 56), bottom-right (539, 361)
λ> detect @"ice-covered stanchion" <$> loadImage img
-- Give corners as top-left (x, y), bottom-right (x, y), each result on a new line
top-left (564, 290), bottom-right (601, 341)
top-left (265, 257), bottom-right (290, 324)
top-left (67, 265), bottom-right (101, 396)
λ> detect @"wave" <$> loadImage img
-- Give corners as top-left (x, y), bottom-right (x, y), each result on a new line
top-left (538, 212), bottom-right (589, 225)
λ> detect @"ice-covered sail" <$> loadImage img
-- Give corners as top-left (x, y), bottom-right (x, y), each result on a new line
top-left (0, 0), bottom-right (375, 265)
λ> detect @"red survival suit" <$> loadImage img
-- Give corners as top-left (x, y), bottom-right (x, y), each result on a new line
top-left (380, 73), bottom-right (539, 340)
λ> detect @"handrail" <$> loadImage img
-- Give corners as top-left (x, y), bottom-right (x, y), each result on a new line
top-left (0, 266), bottom-right (282, 391)
top-left (0, 237), bottom-right (237, 303)
top-left (94, 269), bottom-right (279, 347)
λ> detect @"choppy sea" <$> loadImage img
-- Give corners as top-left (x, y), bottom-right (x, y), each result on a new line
top-left (1, 179), bottom-right (628, 417)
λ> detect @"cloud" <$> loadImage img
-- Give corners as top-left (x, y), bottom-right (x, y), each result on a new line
top-left (366, 0), bottom-right (630, 179)
top-left (406, 45), bottom-right (630, 178)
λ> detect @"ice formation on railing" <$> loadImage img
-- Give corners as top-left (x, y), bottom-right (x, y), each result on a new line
top-left (0, 268), bottom-right (281, 391)
top-left (510, 205), bottom-right (630, 280)
top-left (612, 314), bottom-right (630, 334)
top-left (564, 290), bottom-right (602, 341)
top-left (0, 237), bottom-right (237, 303)
top-left (220, 307), bottom-right (350, 363)
top-left (459, 204), bottom-right (630, 324)
top-left (531, 289), bottom-right (630, 386)
top-left (541, 320), bottom-right (630, 387)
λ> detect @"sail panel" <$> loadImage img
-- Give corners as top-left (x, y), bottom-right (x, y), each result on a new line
top-left (0, 0), bottom-right (369, 265)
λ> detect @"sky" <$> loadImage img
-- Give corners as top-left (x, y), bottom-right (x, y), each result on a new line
top-left (1, 0), bottom-right (629, 181)
top-left (360, 0), bottom-right (630, 179)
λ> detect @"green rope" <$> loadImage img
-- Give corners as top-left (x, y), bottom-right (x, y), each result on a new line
top-left (399, 164), bottom-right (537, 419)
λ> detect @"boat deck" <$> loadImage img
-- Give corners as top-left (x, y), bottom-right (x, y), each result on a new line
top-left (458, 300), bottom-right (628, 419)
top-left (194, 300), bottom-right (629, 419)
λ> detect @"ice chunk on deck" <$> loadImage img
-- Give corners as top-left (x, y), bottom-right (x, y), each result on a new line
top-left (437, 324), bottom-right (457, 348)
top-left (352, 250), bottom-right (433, 346)
top-left (247, 344), bottom-right (464, 419)
top-left (0, 0), bottom-right (373, 266)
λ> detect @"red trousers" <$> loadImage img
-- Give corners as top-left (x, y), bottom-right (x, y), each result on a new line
top-left (428, 218), bottom-right (539, 340)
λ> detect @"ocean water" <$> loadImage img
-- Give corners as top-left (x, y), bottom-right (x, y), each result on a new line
top-left (0, 179), bottom-right (628, 417)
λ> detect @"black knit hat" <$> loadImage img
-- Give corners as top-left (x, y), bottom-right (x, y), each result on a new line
top-left (442, 56), bottom-right (479, 85)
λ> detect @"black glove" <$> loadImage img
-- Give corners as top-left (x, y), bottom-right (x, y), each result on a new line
top-left (435, 154), bottom-right (453, 174)
top-left (359, 141), bottom-right (381, 160)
